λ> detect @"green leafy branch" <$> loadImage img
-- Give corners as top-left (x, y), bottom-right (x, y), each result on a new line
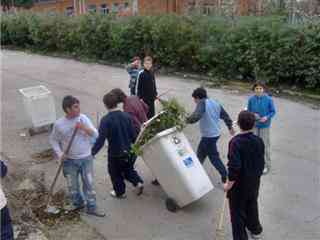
top-left (131, 98), bottom-right (187, 156)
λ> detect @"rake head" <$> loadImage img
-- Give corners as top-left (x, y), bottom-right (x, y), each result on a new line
top-left (45, 204), bottom-right (60, 215)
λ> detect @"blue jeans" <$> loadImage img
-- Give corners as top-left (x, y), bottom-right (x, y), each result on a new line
top-left (130, 87), bottom-right (136, 96)
top-left (63, 156), bottom-right (96, 211)
top-left (197, 136), bottom-right (227, 182)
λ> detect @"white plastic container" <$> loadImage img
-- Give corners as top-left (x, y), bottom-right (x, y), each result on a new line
top-left (141, 127), bottom-right (214, 211)
top-left (19, 85), bottom-right (56, 128)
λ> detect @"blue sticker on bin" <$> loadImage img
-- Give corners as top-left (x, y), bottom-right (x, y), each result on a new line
top-left (183, 157), bottom-right (194, 168)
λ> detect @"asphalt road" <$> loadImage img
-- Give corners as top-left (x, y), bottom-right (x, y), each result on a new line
top-left (1, 50), bottom-right (319, 240)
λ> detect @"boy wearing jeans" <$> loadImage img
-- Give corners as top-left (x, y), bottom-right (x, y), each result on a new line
top-left (224, 110), bottom-right (265, 240)
top-left (247, 81), bottom-right (276, 174)
top-left (126, 56), bottom-right (142, 95)
top-left (186, 87), bottom-right (235, 183)
top-left (92, 92), bottom-right (144, 198)
top-left (50, 96), bottom-right (105, 217)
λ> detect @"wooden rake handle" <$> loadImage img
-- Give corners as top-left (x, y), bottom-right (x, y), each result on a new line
top-left (135, 111), bottom-right (166, 145)
top-left (218, 193), bottom-right (228, 230)
top-left (157, 89), bottom-right (172, 100)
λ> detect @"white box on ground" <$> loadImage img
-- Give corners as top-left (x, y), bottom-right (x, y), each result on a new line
top-left (19, 85), bottom-right (56, 128)
top-left (141, 127), bottom-right (214, 208)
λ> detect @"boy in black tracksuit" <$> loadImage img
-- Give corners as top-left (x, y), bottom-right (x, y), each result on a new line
top-left (224, 110), bottom-right (265, 240)
top-left (136, 56), bottom-right (158, 119)
top-left (92, 92), bottom-right (144, 198)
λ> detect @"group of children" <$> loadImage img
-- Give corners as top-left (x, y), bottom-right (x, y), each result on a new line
top-left (48, 56), bottom-right (158, 217)
top-left (126, 55), bottom-right (157, 119)
top-left (46, 54), bottom-right (276, 240)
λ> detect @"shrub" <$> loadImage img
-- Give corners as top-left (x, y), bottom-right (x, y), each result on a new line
top-left (1, 13), bottom-right (319, 89)
top-left (3, 12), bottom-right (33, 47)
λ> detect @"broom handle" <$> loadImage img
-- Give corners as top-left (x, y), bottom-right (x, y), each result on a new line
top-left (135, 111), bottom-right (166, 144)
top-left (218, 193), bottom-right (228, 230)
top-left (157, 89), bottom-right (172, 100)
top-left (46, 126), bottom-right (78, 207)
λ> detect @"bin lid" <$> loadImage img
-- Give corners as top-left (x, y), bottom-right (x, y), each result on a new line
top-left (141, 127), bottom-right (178, 150)
top-left (19, 85), bottom-right (51, 98)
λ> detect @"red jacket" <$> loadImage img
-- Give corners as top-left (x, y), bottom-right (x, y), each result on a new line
top-left (123, 96), bottom-right (149, 133)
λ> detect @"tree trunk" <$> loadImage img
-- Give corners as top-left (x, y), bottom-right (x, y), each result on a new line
top-left (73, 0), bottom-right (77, 16)
top-left (239, 0), bottom-right (249, 15)
top-left (257, 0), bottom-right (263, 15)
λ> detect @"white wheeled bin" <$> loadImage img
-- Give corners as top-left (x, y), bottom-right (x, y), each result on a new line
top-left (140, 126), bottom-right (214, 212)
top-left (19, 85), bottom-right (56, 135)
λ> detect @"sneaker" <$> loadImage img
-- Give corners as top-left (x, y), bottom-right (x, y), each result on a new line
top-left (250, 232), bottom-right (262, 240)
top-left (263, 167), bottom-right (269, 175)
top-left (135, 182), bottom-right (144, 196)
top-left (86, 208), bottom-right (106, 217)
top-left (151, 179), bottom-right (160, 186)
top-left (110, 190), bottom-right (126, 199)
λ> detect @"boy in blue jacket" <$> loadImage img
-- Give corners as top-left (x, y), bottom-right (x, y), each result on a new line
top-left (186, 87), bottom-right (235, 184)
top-left (126, 56), bottom-right (142, 96)
top-left (247, 82), bottom-right (276, 174)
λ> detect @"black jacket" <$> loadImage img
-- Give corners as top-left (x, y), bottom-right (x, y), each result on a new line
top-left (92, 111), bottom-right (137, 158)
top-left (227, 132), bottom-right (265, 182)
top-left (137, 69), bottom-right (157, 103)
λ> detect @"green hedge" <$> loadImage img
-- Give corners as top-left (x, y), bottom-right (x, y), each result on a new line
top-left (1, 12), bottom-right (320, 89)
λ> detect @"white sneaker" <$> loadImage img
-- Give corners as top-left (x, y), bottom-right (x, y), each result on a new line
top-left (263, 167), bottom-right (269, 175)
top-left (135, 182), bottom-right (144, 196)
top-left (250, 232), bottom-right (262, 239)
top-left (110, 190), bottom-right (126, 199)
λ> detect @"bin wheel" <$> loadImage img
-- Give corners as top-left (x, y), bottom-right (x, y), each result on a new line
top-left (29, 128), bottom-right (35, 136)
top-left (165, 198), bottom-right (179, 212)
top-left (48, 124), bottom-right (54, 131)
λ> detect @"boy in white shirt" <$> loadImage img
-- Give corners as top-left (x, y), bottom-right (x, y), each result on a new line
top-left (50, 95), bottom-right (105, 217)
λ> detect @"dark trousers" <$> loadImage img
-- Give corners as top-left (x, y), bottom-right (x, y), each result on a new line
top-left (108, 156), bottom-right (143, 196)
top-left (145, 100), bottom-right (155, 119)
top-left (197, 136), bottom-right (227, 182)
top-left (130, 87), bottom-right (136, 96)
top-left (228, 178), bottom-right (263, 240)
top-left (130, 154), bottom-right (138, 166)
top-left (1, 205), bottom-right (14, 240)
top-left (131, 128), bottom-right (141, 166)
